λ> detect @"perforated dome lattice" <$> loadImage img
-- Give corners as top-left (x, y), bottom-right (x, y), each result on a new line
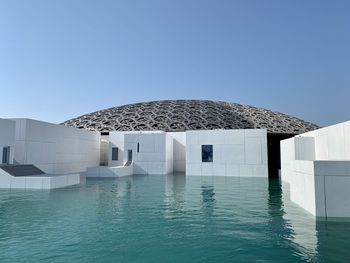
top-left (62, 100), bottom-right (318, 134)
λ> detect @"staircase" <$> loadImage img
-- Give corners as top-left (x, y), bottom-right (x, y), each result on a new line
top-left (124, 161), bottom-right (132, 166)
top-left (0, 165), bottom-right (45, 177)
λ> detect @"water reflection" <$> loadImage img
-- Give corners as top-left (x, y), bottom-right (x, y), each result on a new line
top-left (201, 185), bottom-right (215, 214)
top-left (164, 174), bottom-right (186, 218)
top-left (89, 176), bottom-right (134, 222)
top-left (276, 179), bottom-right (350, 262)
top-left (110, 176), bottom-right (133, 198)
top-left (268, 178), bottom-right (319, 261)
top-left (268, 178), bottom-right (284, 217)
top-left (316, 220), bottom-right (350, 262)
top-left (267, 178), bottom-right (294, 240)
top-left (162, 175), bottom-right (350, 262)
top-left (2, 175), bottom-right (350, 262)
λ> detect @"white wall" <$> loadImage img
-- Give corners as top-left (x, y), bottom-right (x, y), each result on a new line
top-left (108, 131), bottom-right (160, 167)
top-left (86, 165), bottom-right (133, 178)
top-left (0, 119), bottom-right (15, 164)
top-left (301, 120), bottom-right (350, 160)
top-left (0, 168), bottom-right (80, 189)
top-left (165, 133), bottom-right (174, 174)
top-left (124, 132), bottom-right (173, 175)
top-left (168, 132), bottom-right (186, 172)
top-left (281, 137), bottom-right (315, 183)
top-left (186, 129), bottom-right (268, 177)
top-left (280, 120), bottom-right (350, 218)
top-left (108, 131), bottom-right (128, 167)
top-left (295, 137), bottom-right (315, 161)
top-left (314, 161), bottom-right (350, 218)
top-left (280, 137), bottom-right (296, 183)
top-left (12, 119), bottom-right (101, 174)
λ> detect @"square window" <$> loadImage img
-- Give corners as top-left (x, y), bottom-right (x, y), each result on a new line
top-left (202, 145), bottom-right (213, 162)
top-left (111, 147), bottom-right (119, 161)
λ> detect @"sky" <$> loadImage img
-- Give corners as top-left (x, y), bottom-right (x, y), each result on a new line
top-left (0, 0), bottom-right (349, 126)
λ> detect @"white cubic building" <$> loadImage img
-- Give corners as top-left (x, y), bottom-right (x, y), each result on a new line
top-left (64, 100), bottom-right (318, 178)
top-left (12, 119), bottom-right (101, 174)
top-left (186, 129), bottom-right (268, 177)
top-left (0, 119), bottom-right (16, 165)
top-left (124, 132), bottom-right (173, 175)
top-left (87, 128), bottom-right (268, 178)
top-left (0, 119), bottom-right (94, 189)
top-left (281, 120), bottom-right (350, 218)
top-left (0, 100), bottom-right (320, 188)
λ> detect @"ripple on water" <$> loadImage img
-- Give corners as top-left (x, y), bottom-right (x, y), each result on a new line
top-left (0, 175), bottom-right (350, 262)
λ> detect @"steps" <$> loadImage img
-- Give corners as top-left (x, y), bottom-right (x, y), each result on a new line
top-left (124, 161), bottom-right (132, 166)
top-left (0, 165), bottom-right (45, 177)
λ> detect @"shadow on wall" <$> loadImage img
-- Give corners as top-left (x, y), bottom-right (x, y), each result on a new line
top-left (173, 138), bottom-right (186, 172)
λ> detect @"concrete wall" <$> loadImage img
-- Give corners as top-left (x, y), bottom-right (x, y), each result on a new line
top-left (12, 119), bottom-right (101, 174)
top-left (86, 165), bottom-right (133, 178)
top-left (108, 131), bottom-right (127, 167)
top-left (280, 137), bottom-right (296, 183)
top-left (282, 159), bottom-right (350, 218)
top-left (0, 119), bottom-right (15, 164)
top-left (186, 129), bottom-right (268, 177)
top-left (108, 131), bottom-right (161, 167)
top-left (165, 133), bottom-right (174, 174)
top-left (281, 120), bottom-right (350, 218)
top-left (124, 132), bottom-right (173, 175)
top-left (281, 137), bottom-right (315, 183)
top-left (313, 161), bottom-right (350, 218)
top-left (301, 121), bottom-right (350, 160)
top-left (0, 168), bottom-right (80, 189)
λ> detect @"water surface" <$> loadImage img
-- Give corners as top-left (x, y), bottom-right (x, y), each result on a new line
top-left (0, 175), bottom-right (349, 262)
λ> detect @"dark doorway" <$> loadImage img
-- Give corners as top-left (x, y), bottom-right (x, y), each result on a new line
top-left (125, 150), bottom-right (133, 166)
top-left (267, 133), bottom-right (295, 178)
top-left (128, 150), bottom-right (133, 163)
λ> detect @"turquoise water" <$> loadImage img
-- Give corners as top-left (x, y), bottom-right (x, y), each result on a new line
top-left (0, 175), bottom-right (350, 262)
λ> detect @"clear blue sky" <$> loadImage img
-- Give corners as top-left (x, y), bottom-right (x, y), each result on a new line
top-left (0, 0), bottom-right (349, 126)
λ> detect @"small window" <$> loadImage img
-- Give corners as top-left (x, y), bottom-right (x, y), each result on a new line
top-left (111, 147), bottom-right (119, 161)
top-left (2, 147), bottom-right (10, 164)
top-left (202, 145), bottom-right (213, 162)
top-left (137, 143), bottom-right (140, 153)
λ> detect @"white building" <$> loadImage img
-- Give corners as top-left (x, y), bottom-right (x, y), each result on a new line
top-left (0, 116), bottom-right (270, 188)
top-left (281, 120), bottom-right (350, 218)
top-left (186, 129), bottom-right (268, 177)
top-left (0, 99), bottom-right (322, 189)
top-left (0, 119), bottom-right (15, 165)
top-left (12, 119), bottom-right (101, 174)
top-left (87, 129), bottom-right (268, 178)
top-left (0, 119), bottom-right (100, 189)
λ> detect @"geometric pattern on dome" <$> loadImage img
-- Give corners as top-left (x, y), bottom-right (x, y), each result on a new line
top-left (62, 100), bottom-right (319, 134)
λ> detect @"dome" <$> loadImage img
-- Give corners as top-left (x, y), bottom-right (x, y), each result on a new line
top-left (62, 100), bottom-right (319, 134)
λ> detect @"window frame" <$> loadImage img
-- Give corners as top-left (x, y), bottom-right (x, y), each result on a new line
top-left (111, 147), bottom-right (119, 161)
top-left (201, 145), bottom-right (213, 163)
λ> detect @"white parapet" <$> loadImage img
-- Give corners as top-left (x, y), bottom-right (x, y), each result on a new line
top-left (283, 160), bottom-right (350, 218)
top-left (86, 164), bottom-right (133, 178)
top-left (0, 169), bottom-right (80, 190)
